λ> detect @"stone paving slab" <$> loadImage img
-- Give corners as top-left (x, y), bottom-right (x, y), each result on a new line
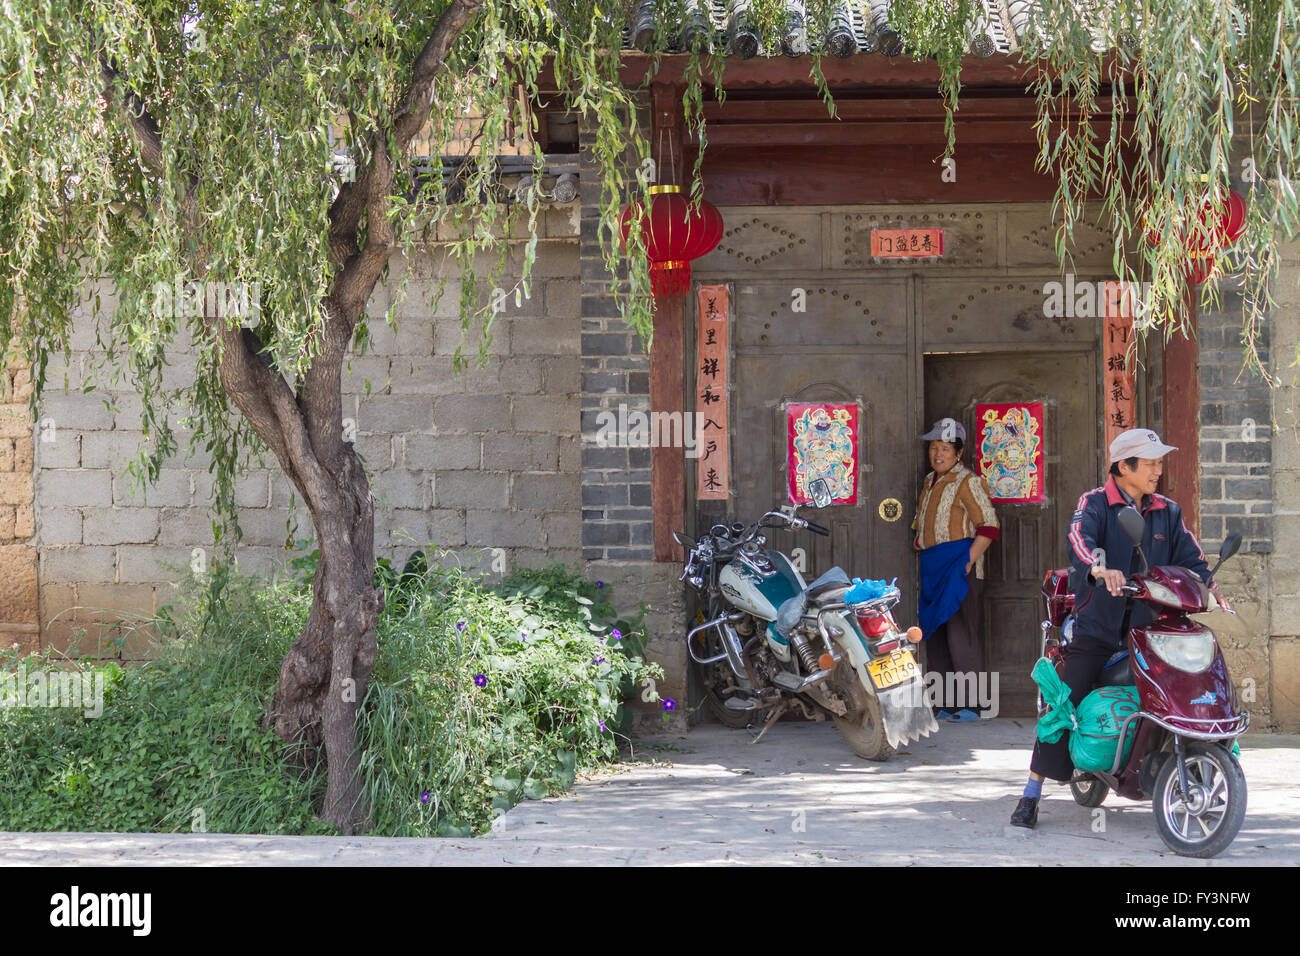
top-left (1, 719), bottom-right (1296, 865)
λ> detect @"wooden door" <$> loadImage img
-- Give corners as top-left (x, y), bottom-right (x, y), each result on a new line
top-left (699, 278), bottom-right (919, 621)
top-left (923, 351), bottom-right (1100, 716)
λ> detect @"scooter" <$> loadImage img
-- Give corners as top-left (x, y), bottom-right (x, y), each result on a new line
top-left (1039, 507), bottom-right (1248, 858)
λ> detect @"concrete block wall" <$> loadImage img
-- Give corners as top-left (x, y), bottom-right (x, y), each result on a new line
top-left (34, 218), bottom-right (585, 655)
top-left (1266, 243), bottom-right (1300, 731)
top-left (0, 352), bottom-right (38, 654)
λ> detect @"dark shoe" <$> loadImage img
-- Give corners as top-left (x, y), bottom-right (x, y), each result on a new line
top-left (1010, 797), bottom-right (1039, 829)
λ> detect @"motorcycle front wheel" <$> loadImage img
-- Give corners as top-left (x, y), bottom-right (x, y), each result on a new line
top-left (830, 660), bottom-right (895, 761)
top-left (1153, 742), bottom-right (1247, 858)
top-left (694, 601), bottom-right (768, 728)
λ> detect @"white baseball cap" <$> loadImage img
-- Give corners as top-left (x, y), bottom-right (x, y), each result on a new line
top-left (920, 418), bottom-right (966, 443)
top-left (1109, 428), bottom-right (1177, 463)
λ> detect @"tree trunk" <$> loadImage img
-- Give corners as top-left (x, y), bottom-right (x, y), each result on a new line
top-left (266, 443), bottom-right (382, 834)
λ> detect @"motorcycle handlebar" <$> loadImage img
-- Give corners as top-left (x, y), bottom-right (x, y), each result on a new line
top-left (804, 520), bottom-right (830, 536)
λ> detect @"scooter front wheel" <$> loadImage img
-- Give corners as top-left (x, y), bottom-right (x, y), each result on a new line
top-left (1153, 743), bottom-right (1247, 858)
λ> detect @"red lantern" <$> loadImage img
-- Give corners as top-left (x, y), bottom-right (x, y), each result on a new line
top-left (619, 185), bottom-right (724, 297)
top-left (1143, 188), bottom-right (1246, 285)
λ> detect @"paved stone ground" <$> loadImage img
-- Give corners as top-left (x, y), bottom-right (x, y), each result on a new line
top-left (1, 718), bottom-right (1296, 865)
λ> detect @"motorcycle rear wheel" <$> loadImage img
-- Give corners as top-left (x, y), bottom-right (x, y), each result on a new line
top-left (1152, 743), bottom-right (1246, 858)
top-left (831, 661), bottom-right (895, 761)
top-left (1069, 772), bottom-right (1110, 808)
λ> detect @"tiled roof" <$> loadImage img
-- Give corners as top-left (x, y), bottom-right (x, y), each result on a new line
top-left (624, 0), bottom-right (1046, 59)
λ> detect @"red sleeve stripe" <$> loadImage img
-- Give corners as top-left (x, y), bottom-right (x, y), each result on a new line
top-left (1068, 488), bottom-right (1101, 564)
top-left (976, 526), bottom-right (999, 541)
top-left (1181, 515), bottom-right (1207, 563)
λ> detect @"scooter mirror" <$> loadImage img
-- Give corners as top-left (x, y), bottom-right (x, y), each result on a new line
top-left (809, 478), bottom-right (833, 509)
top-left (1219, 532), bottom-right (1242, 561)
top-left (1117, 506), bottom-right (1145, 548)
top-left (673, 531), bottom-right (695, 548)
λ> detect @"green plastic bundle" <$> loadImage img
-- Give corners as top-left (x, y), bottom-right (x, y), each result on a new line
top-left (1032, 658), bottom-right (1140, 773)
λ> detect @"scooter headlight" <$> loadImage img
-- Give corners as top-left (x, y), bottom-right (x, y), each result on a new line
top-left (1145, 627), bottom-right (1216, 673)
top-left (1143, 579), bottom-right (1181, 609)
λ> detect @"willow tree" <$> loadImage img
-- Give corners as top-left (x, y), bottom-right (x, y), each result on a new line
top-left (0, 0), bottom-right (656, 833)
top-left (3, 0), bottom-right (1298, 834)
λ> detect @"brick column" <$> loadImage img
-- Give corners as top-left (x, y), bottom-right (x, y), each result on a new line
top-left (0, 353), bottom-right (38, 653)
top-left (578, 97), bottom-right (655, 560)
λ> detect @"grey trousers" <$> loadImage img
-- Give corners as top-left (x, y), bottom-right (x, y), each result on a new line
top-left (923, 569), bottom-right (986, 712)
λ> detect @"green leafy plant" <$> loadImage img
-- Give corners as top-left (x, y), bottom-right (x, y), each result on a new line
top-left (0, 553), bottom-right (658, 837)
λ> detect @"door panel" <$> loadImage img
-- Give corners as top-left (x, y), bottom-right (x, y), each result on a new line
top-left (923, 351), bottom-right (1099, 716)
top-left (727, 280), bottom-right (918, 622)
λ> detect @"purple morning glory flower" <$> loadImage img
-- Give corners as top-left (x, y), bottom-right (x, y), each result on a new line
top-left (474, 674), bottom-right (486, 687)
top-left (596, 581), bottom-right (604, 589)
top-left (662, 698), bottom-right (676, 712)
top-left (598, 719), bottom-right (607, 731)
top-left (611, 628), bottom-right (622, 640)
top-left (455, 621), bottom-right (466, 632)
top-left (520, 630), bottom-right (528, 641)
top-left (420, 791), bottom-right (430, 804)
top-left (592, 656), bottom-right (605, 664)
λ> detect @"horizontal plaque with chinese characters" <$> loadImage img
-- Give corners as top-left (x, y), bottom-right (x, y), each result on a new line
top-left (870, 228), bottom-right (943, 258)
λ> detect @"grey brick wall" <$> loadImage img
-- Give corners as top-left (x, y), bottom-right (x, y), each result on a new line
top-left (34, 219), bottom-right (582, 653)
top-left (578, 96), bottom-right (655, 560)
top-left (1197, 288), bottom-right (1273, 553)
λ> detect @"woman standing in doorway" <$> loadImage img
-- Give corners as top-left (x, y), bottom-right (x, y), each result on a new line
top-left (914, 418), bottom-right (1000, 721)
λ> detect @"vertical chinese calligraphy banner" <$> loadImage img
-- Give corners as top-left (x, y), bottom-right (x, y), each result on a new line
top-left (1103, 293), bottom-right (1136, 447)
top-left (786, 403), bottom-right (859, 505)
top-left (975, 403), bottom-right (1046, 503)
top-left (696, 285), bottom-right (729, 500)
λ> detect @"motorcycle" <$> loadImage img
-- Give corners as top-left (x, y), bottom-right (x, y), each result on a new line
top-left (675, 478), bottom-right (938, 760)
top-left (1039, 506), bottom-right (1248, 858)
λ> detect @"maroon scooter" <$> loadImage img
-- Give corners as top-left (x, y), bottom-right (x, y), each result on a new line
top-left (1039, 507), bottom-right (1248, 858)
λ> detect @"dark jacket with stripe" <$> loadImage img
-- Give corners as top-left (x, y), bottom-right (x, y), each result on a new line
top-left (1067, 477), bottom-right (1210, 649)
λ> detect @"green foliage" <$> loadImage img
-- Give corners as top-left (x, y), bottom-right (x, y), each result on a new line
top-left (0, 556), bottom-right (659, 836)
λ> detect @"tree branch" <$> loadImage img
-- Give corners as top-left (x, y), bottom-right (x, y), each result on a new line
top-left (327, 0), bottom-right (485, 267)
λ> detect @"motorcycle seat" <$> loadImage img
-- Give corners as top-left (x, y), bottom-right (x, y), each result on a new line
top-left (804, 566), bottom-right (853, 604)
top-left (774, 567), bottom-right (852, 638)
top-left (1095, 650), bottom-right (1136, 688)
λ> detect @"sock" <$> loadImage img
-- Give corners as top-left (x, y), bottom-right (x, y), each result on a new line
top-left (1022, 778), bottom-right (1043, 800)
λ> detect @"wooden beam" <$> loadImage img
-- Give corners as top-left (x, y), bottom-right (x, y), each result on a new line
top-left (689, 143), bottom-right (1061, 204)
top-left (650, 83), bottom-right (687, 563)
top-left (693, 118), bottom-right (1127, 147)
top-left (1162, 292), bottom-right (1201, 535)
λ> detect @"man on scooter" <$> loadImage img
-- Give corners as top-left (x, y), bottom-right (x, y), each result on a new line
top-left (1008, 428), bottom-right (1230, 829)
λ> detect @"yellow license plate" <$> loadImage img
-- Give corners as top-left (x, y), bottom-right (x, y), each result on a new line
top-left (867, 648), bottom-right (920, 690)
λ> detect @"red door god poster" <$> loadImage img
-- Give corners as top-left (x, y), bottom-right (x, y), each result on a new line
top-left (786, 403), bottom-right (859, 505)
top-left (975, 403), bottom-right (1046, 503)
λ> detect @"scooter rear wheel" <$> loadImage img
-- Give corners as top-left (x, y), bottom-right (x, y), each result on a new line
top-left (1153, 743), bottom-right (1247, 858)
top-left (1069, 772), bottom-right (1110, 808)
